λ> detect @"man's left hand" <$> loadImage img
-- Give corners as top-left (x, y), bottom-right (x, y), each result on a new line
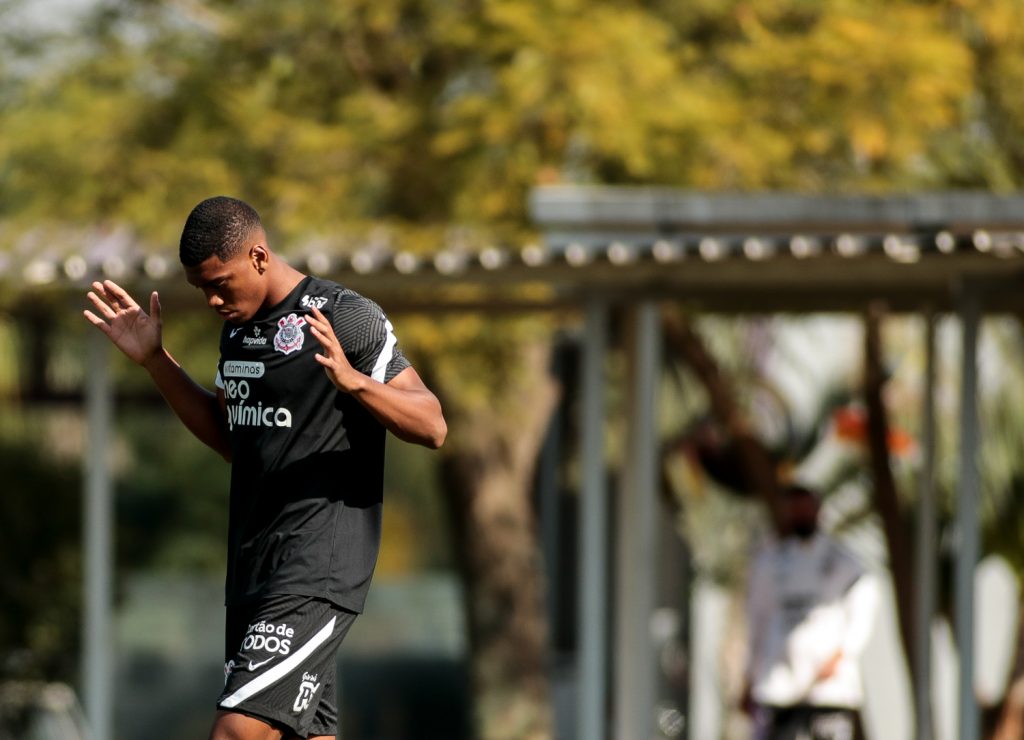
top-left (307, 306), bottom-right (365, 393)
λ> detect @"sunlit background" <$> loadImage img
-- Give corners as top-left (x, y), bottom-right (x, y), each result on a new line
top-left (3, 1), bottom-right (1024, 739)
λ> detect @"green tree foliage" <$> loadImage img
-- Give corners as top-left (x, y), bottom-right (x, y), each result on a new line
top-left (1, 0), bottom-right (1016, 238)
top-left (948, 0), bottom-right (1024, 187)
top-left (0, 440), bottom-right (81, 682)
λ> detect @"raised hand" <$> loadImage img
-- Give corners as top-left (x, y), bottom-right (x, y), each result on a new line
top-left (84, 280), bottom-right (163, 366)
top-left (307, 306), bottom-right (363, 393)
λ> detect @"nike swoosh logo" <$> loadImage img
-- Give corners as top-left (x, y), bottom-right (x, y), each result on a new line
top-left (248, 657), bottom-right (275, 671)
top-left (230, 328), bottom-right (242, 338)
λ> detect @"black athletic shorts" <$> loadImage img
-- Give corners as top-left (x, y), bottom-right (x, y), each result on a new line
top-left (764, 705), bottom-right (864, 740)
top-left (219, 594), bottom-right (358, 738)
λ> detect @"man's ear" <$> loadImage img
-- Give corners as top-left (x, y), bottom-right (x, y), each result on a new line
top-left (250, 244), bottom-right (269, 275)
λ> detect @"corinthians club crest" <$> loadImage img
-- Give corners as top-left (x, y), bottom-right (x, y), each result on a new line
top-left (274, 313), bottom-right (307, 355)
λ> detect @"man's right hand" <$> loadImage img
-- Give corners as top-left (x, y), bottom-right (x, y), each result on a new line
top-left (815, 649), bottom-right (843, 682)
top-left (84, 280), bottom-right (163, 367)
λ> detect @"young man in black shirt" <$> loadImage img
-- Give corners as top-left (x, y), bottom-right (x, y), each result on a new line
top-left (84, 196), bottom-right (446, 740)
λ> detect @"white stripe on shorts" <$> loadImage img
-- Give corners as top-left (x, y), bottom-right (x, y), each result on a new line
top-left (219, 616), bottom-right (337, 709)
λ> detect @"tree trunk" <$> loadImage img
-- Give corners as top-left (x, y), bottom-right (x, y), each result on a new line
top-left (661, 310), bottom-right (787, 534)
top-left (435, 340), bottom-right (560, 740)
top-left (862, 305), bottom-right (918, 708)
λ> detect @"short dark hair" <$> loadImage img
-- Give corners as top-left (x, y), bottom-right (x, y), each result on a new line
top-left (179, 196), bottom-right (263, 267)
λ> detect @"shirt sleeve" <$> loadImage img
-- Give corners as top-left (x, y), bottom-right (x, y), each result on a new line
top-left (215, 329), bottom-right (226, 389)
top-left (746, 547), bottom-right (775, 680)
top-left (331, 289), bottom-right (411, 383)
top-left (840, 573), bottom-right (879, 659)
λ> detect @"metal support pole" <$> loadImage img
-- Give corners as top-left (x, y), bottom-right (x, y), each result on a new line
top-left (614, 301), bottom-right (660, 740)
top-left (83, 331), bottom-right (113, 740)
top-left (956, 289), bottom-right (981, 740)
top-left (914, 310), bottom-right (937, 740)
top-left (578, 299), bottom-right (609, 740)
top-left (540, 345), bottom-right (565, 650)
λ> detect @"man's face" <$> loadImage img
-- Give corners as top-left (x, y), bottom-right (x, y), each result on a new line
top-left (184, 247), bottom-right (267, 324)
top-left (784, 492), bottom-right (820, 539)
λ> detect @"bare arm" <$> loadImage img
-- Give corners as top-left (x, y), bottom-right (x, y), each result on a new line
top-left (140, 350), bottom-right (232, 461)
top-left (306, 306), bottom-right (446, 449)
top-left (84, 280), bottom-right (231, 461)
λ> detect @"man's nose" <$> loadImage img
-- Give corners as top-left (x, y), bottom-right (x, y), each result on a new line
top-left (206, 291), bottom-right (224, 309)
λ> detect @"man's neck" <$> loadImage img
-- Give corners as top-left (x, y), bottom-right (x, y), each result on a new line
top-left (786, 530), bottom-right (819, 547)
top-left (263, 263), bottom-right (306, 308)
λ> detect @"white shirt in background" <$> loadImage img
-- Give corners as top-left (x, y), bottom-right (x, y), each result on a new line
top-left (746, 532), bottom-right (879, 709)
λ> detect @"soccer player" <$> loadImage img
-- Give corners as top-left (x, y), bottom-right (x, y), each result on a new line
top-left (84, 196), bottom-right (447, 740)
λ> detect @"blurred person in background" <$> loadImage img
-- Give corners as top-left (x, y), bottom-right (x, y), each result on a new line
top-left (83, 196), bottom-right (446, 740)
top-left (742, 484), bottom-right (878, 740)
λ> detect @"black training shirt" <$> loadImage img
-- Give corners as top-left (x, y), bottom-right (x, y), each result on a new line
top-left (214, 275), bottom-right (410, 612)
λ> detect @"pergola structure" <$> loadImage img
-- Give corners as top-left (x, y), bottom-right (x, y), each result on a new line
top-left (8, 186), bottom-right (1024, 740)
top-left (527, 187), bottom-right (1024, 740)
